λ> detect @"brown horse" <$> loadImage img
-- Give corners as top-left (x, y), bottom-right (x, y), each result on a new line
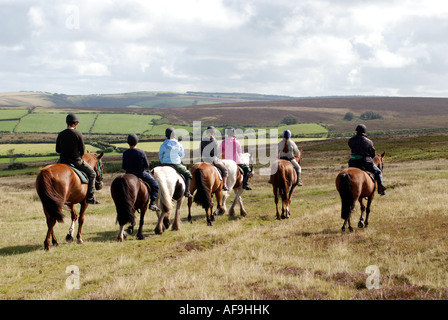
top-left (269, 156), bottom-right (300, 220)
top-left (335, 152), bottom-right (385, 233)
top-left (35, 151), bottom-right (104, 251)
top-left (111, 174), bottom-right (150, 242)
top-left (188, 162), bottom-right (224, 226)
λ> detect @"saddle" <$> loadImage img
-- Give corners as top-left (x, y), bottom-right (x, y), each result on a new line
top-left (64, 164), bottom-right (89, 184)
top-left (351, 165), bottom-right (375, 183)
top-left (213, 166), bottom-right (223, 180)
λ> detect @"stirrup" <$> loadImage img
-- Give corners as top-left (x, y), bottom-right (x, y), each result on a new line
top-left (86, 195), bottom-right (100, 204)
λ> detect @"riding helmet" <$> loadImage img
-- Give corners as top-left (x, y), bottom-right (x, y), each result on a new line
top-left (206, 126), bottom-right (216, 136)
top-left (165, 127), bottom-right (176, 139)
top-left (66, 113), bottom-right (79, 123)
top-left (226, 128), bottom-right (235, 136)
top-left (127, 134), bottom-right (138, 146)
top-left (356, 124), bottom-right (367, 134)
top-left (283, 129), bottom-right (292, 139)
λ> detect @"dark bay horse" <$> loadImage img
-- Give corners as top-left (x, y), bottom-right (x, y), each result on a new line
top-left (111, 174), bottom-right (150, 242)
top-left (188, 162), bottom-right (224, 226)
top-left (35, 151), bottom-right (104, 251)
top-left (336, 152), bottom-right (385, 233)
top-left (269, 156), bottom-right (300, 220)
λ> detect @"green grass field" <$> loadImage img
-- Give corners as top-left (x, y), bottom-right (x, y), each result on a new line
top-left (0, 109), bottom-right (28, 119)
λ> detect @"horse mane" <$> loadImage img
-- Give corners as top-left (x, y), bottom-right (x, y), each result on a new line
top-left (111, 175), bottom-right (136, 226)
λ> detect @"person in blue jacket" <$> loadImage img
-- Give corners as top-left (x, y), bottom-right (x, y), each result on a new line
top-left (122, 134), bottom-right (160, 211)
top-left (158, 127), bottom-right (192, 197)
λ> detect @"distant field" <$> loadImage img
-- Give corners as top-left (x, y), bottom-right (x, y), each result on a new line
top-left (15, 113), bottom-right (97, 133)
top-left (91, 114), bottom-right (162, 134)
top-left (0, 109), bottom-right (28, 119)
top-left (0, 143), bottom-right (101, 156)
top-left (0, 120), bottom-right (18, 132)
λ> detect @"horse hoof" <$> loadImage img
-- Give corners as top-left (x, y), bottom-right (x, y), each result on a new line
top-left (154, 228), bottom-right (163, 235)
top-left (66, 234), bottom-right (73, 243)
top-left (137, 234), bottom-right (145, 240)
top-left (358, 221), bottom-right (364, 228)
top-left (207, 222), bottom-right (213, 226)
top-left (210, 215), bottom-right (215, 222)
top-left (77, 239), bottom-right (84, 245)
top-left (349, 227), bottom-right (354, 233)
top-left (117, 237), bottom-right (124, 242)
top-left (281, 214), bottom-right (286, 220)
top-left (341, 227), bottom-right (346, 233)
top-left (126, 227), bottom-right (134, 235)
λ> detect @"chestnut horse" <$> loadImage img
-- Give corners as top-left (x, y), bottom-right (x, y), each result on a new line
top-left (269, 155), bottom-right (300, 220)
top-left (35, 151), bottom-right (104, 251)
top-left (111, 174), bottom-right (150, 242)
top-left (187, 162), bottom-right (224, 226)
top-left (336, 152), bottom-right (385, 233)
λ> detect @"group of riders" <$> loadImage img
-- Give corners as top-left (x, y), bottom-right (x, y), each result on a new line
top-left (56, 113), bottom-right (386, 208)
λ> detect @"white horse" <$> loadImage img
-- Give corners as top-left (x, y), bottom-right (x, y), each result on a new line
top-left (220, 153), bottom-right (253, 217)
top-left (152, 166), bottom-right (185, 234)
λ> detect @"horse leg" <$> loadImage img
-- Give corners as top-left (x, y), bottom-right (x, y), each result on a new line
top-left (76, 202), bottom-right (88, 245)
top-left (66, 205), bottom-right (77, 243)
top-left (364, 196), bottom-right (373, 228)
top-left (187, 195), bottom-right (193, 224)
top-left (214, 190), bottom-right (225, 216)
top-left (136, 208), bottom-right (146, 240)
top-left (117, 224), bottom-right (126, 242)
top-left (171, 197), bottom-right (184, 231)
top-left (44, 215), bottom-right (57, 251)
top-left (206, 207), bottom-right (213, 226)
top-left (221, 188), bottom-right (228, 216)
top-left (358, 198), bottom-right (366, 228)
top-left (238, 191), bottom-right (247, 217)
top-left (286, 186), bottom-right (296, 219)
top-left (274, 186), bottom-right (280, 220)
top-left (154, 210), bottom-right (167, 235)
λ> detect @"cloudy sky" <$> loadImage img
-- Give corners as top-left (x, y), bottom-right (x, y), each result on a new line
top-left (1, 0), bottom-right (448, 97)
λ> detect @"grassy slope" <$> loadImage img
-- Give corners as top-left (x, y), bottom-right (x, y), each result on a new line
top-left (1, 135), bottom-right (448, 300)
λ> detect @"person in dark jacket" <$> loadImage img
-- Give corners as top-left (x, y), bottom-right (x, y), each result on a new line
top-left (348, 124), bottom-right (386, 195)
top-left (200, 126), bottom-right (229, 191)
top-left (56, 113), bottom-right (99, 204)
top-left (122, 134), bottom-right (160, 211)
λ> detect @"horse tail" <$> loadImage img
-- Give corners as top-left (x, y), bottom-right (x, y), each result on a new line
top-left (111, 176), bottom-right (136, 226)
top-left (36, 169), bottom-right (65, 223)
top-left (193, 168), bottom-right (213, 209)
top-left (153, 170), bottom-right (173, 214)
top-left (278, 167), bottom-right (288, 202)
top-left (338, 173), bottom-right (354, 220)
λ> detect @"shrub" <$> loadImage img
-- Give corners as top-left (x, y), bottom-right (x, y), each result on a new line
top-left (360, 111), bottom-right (382, 120)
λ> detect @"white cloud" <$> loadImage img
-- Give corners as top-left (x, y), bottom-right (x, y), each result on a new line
top-left (1, 0), bottom-right (448, 97)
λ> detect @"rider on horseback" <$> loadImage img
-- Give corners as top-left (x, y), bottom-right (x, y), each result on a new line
top-left (278, 129), bottom-right (303, 186)
top-left (159, 127), bottom-right (193, 198)
top-left (122, 134), bottom-right (160, 211)
top-left (220, 128), bottom-right (252, 190)
top-left (200, 126), bottom-right (229, 191)
top-left (56, 113), bottom-right (99, 204)
top-left (348, 124), bottom-right (386, 195)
